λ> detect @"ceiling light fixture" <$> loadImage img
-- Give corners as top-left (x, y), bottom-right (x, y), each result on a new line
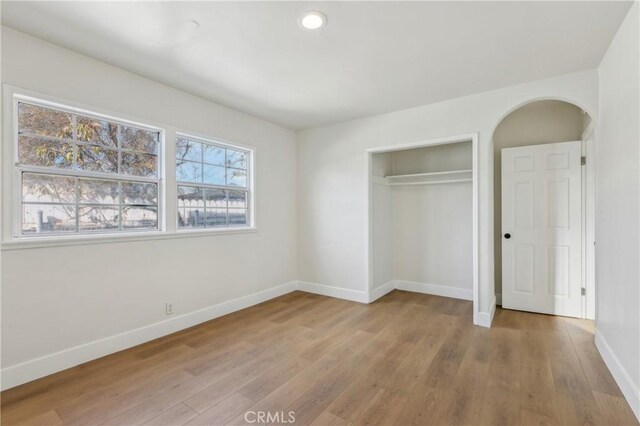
top-left (299, 11), bottom-right (327, 30)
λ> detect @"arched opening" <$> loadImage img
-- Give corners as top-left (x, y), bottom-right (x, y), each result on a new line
top-left (492, 99), bottom-right (596, 318)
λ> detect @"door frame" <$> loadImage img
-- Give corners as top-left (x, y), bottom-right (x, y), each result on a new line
top-left (364, 133), bottom-right (480, 326)
top-left (582, 122), bottom-right (597, 319)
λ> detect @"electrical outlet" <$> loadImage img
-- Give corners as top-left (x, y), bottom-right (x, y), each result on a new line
top-left (165, 302), bottom-right (174, 316)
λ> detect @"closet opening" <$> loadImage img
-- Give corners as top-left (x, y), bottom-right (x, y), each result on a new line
top-left (365, 134), bottom-right (480, 326)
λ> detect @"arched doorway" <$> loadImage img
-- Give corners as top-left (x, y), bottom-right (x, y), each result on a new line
top-left (492, 99), bottom-right (596, 318)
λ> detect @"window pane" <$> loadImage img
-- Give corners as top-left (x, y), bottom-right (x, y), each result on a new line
top-left (203, 144), bottom-right (225, 166)
top-left (16, 100), bottom-right (163, 238)
top-left (18, 103), bottom-right (73, 139)
top-left (204, 208), bottom-right (227, 227)
top-left (176, 139), bottom-right (201, 162)
top-left (227, 190), bottom-right (247, 208)
top-left (204, 188), bottom-right (226, 207)
top-left (227, 149), bottom-right (248, 170)
top-left (23, 204), bottom-right (76, 234)
top-left (177, 161), bottom-right (202, 183)
top-left (76, 117), bottom-right (117, 147)
top-left (228, 208), bottom-right (247, 226)
top-left (226, 169), bottom-right (247, 187)
top-left (203, 164), bottom-right (225, 185)
top-left (122, 182), bottom-right (157, 205)
top-left (78, 178), bottom-right (118, 205)
top-left (18, 136), bottom-right (73, 169)
top-left (22, 173), bottom-right (75, 204)
top-left (78, 206), bottom-right (119, 232)
top-left (77, 145), bottom-right (118, 174)
top-left (178, 208), bottom-right (205, 228)
top-left (121, 126), bottom-right (158, 154)
top-left (177, 185), bottom-right (204, 208)
top-left (121, 152), bottom-right (157, 177)
top-left (122, 206), bottom-right (157, 229)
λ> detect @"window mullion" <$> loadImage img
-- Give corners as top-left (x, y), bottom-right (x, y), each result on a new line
top-left (117, 124), bottom-right (122, 176)
top-left (118, 181), bottom-right (123, 231)
top-left (72, 114), bottom-right (78, 170)
top-left (74, 176), bottom-right (79, 232)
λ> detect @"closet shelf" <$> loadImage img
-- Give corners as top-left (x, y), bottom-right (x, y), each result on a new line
top-left (384, 169), bottom-right (472, 186)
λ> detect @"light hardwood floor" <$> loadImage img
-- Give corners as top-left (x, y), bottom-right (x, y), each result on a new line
top-left (1, 290), bottom-right (637, 426)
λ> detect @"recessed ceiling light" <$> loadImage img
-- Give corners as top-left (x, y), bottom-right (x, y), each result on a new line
top-left (299, 11), bottom-right (327, 30)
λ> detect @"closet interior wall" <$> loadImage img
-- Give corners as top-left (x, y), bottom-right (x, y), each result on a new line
top-left (371, 141), bottom-right (473, 298)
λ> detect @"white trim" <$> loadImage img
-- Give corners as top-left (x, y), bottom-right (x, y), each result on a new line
top-left (370, 175), bottom-right (388, 186)
top-left (476, 295), bottom-right (497, 328)
top-left (595, 330), bottom-right (640, 421)
top-left (395, 280), bottom-right (473, 301)
top-left (365, 133), bottom-right (478, 153)
top-left (296, 281), bottom-right (369, 303)
top-left (369, 280), bottom-right (396, 302)
top-left (365, 133), bottom-right (480, 326)
top-left (581, 122), bottom-right (597, 320)
top-left (0, 281), bottom-right (297, 391)
top-left (1, 227), bottom-right (258, 251)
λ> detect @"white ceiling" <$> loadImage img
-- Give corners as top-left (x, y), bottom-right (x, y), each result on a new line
top-left (1, 1), bottom-right (631, 130)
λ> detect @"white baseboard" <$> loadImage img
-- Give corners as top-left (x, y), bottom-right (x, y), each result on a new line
top-left (2, 279), bottom-right (480, 391)
top-left (476, 295), bottom-right (496, 328)
top-left (369, 280), bottom-right (395, 302)
top-left (0, 281), bottom-right (297, 391)
top-left (595, 329), bottom-right (640, 421)
top-left (395, 280), bottom-right (473, 301)
top-left (296, 281), bottom-right (369, 304)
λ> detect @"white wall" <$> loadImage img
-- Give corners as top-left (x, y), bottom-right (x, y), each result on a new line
top-left (0, 27), bottom-right (298, 386)
top-left (298, 69), bottom-right (599, 318)
top-left (391, 142), bottom-right (472, 175)
top-left (371, 183), bottom-right (394, 290)
top-left (595, 2), bottom-right (640, 419)
top-left (370, 152), bottom-right (394, 291)
top-left (393, 182), bottom-right (472, 289)
top-left (493, 100), bottom-right (585, 298)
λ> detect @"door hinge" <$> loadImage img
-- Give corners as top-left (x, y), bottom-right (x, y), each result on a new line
top-left (581, 288), bottom-right (586, 296)
top-left (581, 156), bottom-right (587, 165)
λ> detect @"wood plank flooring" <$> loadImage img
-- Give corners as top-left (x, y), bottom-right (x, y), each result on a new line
top-left (1, 290), bottom-right (637, 426)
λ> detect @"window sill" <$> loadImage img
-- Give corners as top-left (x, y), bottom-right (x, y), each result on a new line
top-left (1, 227), bottom-right (258, 251)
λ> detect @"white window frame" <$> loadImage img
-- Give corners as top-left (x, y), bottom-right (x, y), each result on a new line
top-left (1, 86), bottom-right (258, 250)
top-left (12, 95), bottom-right (165, 239)
top-left (175, 132), bottom-right (255, 232)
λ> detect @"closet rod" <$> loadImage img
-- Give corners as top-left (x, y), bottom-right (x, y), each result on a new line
top-left (384, 169), bottom-right (472, 179)
top-left (388, 178), bottom-right (472, 186)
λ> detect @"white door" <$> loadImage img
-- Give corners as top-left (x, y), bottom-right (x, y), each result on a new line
top-left (502, 141), bottom-right (582, 317)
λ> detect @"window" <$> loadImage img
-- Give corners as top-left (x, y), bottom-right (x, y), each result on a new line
top-left (176, 135), bottom-right (251, 229)
top-left (16, 99), bottom-right (161, 236)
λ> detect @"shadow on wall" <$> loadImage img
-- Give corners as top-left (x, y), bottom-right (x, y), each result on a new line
top-left (493, 100), bottom-right (591, 299)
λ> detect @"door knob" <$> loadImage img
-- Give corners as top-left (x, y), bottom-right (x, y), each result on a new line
top-left (504, 233), bottom-right (511, 239)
